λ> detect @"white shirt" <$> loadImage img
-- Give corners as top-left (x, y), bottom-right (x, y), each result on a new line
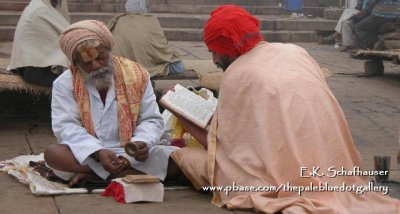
top-left (51, 69), bottom-right (168, 179)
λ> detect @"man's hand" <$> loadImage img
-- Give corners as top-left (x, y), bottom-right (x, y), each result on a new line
top-left (97, 149), bottom-right (125, 174)
top-left (134, 141), bottom-right (149, 162)
top-left (161, 85), bottom-right (176, 96)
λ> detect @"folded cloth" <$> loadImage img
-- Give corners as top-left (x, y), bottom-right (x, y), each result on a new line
top-left (102, 181), bottom-right (126, 203)
top-left (102, 177), bottom-right (164, 203)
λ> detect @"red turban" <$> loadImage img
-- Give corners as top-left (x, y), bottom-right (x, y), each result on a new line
top-left (204, 5), bottom-right (263, 57)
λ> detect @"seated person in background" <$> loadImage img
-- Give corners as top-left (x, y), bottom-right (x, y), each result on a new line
top-left (107, 0), bottom-right (184, 78)
top-left (322, 0), bottom-right (374, 51)
top-left (354, 0), bottom-right (400, 50)
top-left (8, 0), bottom-right (70, 87)
top-left (164, 5), bottom-right (400, 213)
top-left (44, 20), bottom-right (180, 187)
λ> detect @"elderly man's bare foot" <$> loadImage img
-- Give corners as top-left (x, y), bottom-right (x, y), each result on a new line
top-left (68, 173), bottom-right (101, 187)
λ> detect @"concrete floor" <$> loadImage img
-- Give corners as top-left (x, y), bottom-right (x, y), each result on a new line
top-left (0, 41), bottom-right (399, 213)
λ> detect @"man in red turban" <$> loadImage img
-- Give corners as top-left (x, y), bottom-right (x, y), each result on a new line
top-left (164, 5), bottom-right (400, 213)
top-left (203, 5), bottom-right (263, 71)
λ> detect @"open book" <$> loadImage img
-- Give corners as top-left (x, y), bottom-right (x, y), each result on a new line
top-left (160, 84), bottom-right (218, 129)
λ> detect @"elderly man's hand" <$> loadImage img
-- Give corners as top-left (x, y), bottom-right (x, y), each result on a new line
top-left (134, 141), bottom-right (149, 162)
top-left (97, 149), bottom-right (125, 174)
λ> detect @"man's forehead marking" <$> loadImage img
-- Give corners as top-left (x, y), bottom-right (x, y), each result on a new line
top-left (80, 46), bottom-right (99, 63)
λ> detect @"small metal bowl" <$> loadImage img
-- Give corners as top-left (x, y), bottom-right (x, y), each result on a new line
top-left (124, 141), bottom-right (139, 157)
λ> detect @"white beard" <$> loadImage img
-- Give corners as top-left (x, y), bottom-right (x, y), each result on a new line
top-left (79, 57), bottom-right (114, 89)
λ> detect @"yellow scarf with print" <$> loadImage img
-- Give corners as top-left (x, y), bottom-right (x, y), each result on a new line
top-left (72, 56), bottom-right (148, 146)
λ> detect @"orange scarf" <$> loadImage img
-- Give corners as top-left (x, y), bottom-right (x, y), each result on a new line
top-left (72, 56), bottom-right (148, 146)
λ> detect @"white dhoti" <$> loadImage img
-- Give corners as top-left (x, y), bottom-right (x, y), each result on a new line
top-left (334, 8), bottom-right (359, 34)
top-left (52, 145), bottom-right (178, 181)
top-left (334, 8), bottom-right (359, 47)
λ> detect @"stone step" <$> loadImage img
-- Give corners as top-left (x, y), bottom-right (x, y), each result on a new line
top-left (68, 3), bottom-right (125, 13)
top-left (156, 14), bottom-right (336, 30)
top-left (150, 4), bottom-right (326, 17)
top-left (0, 2), bottom-right (125, 13)
top-left (0, 25), bottom-right (319, 42)
top-left (0, 2), bottom-right (27, 11)
top-left (164, 28), bottom-right (318, 42)
top-left (148, 0), bottom-right (329, 7)
top-left (68, 0), bottom-right (127, 3)
top-left (0, 0), bottom-right (126, 3)
top-left (0, 0), bottom-right (338, 7)
top-left (0, 11), bottom-right (116, 26)
top-left (0, 0), bottom-right (332, 7)
top-left (0, 11), bottom-right (336, 30)
top-left (0, 2), bottom-right (326, 17)
top-left (0, 0), bottom-right (344, 8)
top-left (0, 26), bottom-right (14, 41)
top-left (0, 0), bottom-right (339, 43)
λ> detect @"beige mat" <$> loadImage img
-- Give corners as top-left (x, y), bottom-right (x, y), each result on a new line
top-left (0, 72), bottom-right (51, 95)
top-left (352, 49), bottom-right (400, 60)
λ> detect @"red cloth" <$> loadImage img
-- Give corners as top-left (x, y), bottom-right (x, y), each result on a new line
top-left (102, 181), bottom-right (126, 203)
top-left (170, 139), bottom-right (186, 148)
top-left (203, 5), bottom-right (264, 57)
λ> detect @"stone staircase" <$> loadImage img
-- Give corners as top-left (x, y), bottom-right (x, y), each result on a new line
top-left (0, 0), bottom-right (341, 42)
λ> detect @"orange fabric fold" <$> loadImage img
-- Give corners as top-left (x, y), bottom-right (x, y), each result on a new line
top-left (72, 56), bottom-right (148, 146)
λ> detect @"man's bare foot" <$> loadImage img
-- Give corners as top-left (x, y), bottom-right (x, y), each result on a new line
top-left (68, 173), bottom-right (101, 187)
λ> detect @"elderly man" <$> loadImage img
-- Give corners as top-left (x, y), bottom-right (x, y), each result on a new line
top-left (164, 5), bottom-right (400, 213)
top-left (44, 20), bottom-right (179, 187)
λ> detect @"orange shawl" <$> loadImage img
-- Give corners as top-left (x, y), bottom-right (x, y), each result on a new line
top-left (72, 56), bottom-right (148, 146)
top-left (172, 42), bottom-right (400, 213)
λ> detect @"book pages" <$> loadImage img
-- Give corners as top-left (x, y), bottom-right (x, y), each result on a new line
top-left (160, 84), bottom-right (217, 128)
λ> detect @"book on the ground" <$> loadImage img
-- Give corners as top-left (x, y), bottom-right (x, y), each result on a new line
top-left (160, 84), bottom-right (218, 129)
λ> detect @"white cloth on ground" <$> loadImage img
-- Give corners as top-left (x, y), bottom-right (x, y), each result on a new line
top-left (8, 0), bottom-right (70, 70)
top-left (51, 69), bottom-right (177, 181)
top-left (0, 154), bottom-right (92, 195)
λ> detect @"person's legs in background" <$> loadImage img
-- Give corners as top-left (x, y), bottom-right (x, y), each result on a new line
top-left (167, 60), bottom-right (185, 75)
top-left (323, 8), bottom-right (359, 44)
top-left (340, 19), bottom-right (356, 51)
top-left (354, 15), bottom-right (392, 50)
top-left (13, 66), bottom-right (62, 87)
